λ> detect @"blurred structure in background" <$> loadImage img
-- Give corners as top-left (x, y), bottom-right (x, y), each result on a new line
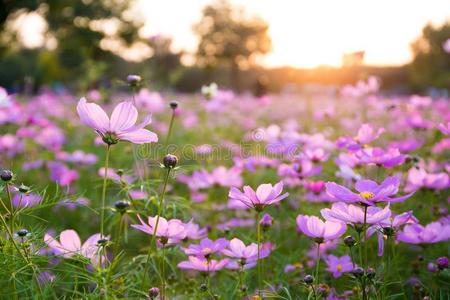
top-left (342, 51), bottom-right (365, 67)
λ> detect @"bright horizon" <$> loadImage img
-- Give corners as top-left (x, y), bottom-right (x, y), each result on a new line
top-left (136, 0), bottom-right (450, 68)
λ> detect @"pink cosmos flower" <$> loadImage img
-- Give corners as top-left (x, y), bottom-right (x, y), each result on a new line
top-left (177, 256), bottom-right (229, 272)
top-left (183, 219), bottom-right (208, 240)
top-left (222, 238), bottom-right (270, 269)
top-left (355, 123), bottom-right (385, 144)
top-left (56, 150), bottom-right (97, 165)
top-left (131, 215), bottom-right (186, 244)
top-left (228, 181), bottom-right (288, 211)
top-left (355, 147), bottom-right (406, 168)
top-left (296, 215), bottom-right (346, 242)
top-left (216, 218), bottom-right (255, 231)
top-left (325, 176), bottom-right (413, 206)
top-left (182, 238), bottom-right (228, 258)
top-left (13, 193), bottom-right (42, 208)
top-left (367, 211), bottom-right (418, 256)
top-left (98, 167), bottom-right (133, 184)
top-left (325, 255), bottom-right (354, 278)
top-left (77, 97), bottom-right (158, 145)
top-left (44, 230), bottom-right (106, 266)
top-left (321, 202), bottom-right (391, 225)
top-left (47, 161), bottom-right (79, 187)
top-left (438, 122), bottom-right (450, 135)
top-left (397, 222), bottom-right (450, 244)
top-left (406, 167), bottom-right (449, 192)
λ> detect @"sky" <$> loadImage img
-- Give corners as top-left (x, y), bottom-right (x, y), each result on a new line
top-left (136, 0), bottom-right (450, 68)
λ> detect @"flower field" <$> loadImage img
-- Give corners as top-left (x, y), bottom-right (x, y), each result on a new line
top-left (0, 78), bottom-right (449, 299)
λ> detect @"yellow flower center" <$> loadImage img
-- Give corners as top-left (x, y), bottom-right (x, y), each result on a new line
top-left (202, 248), bottom-right (211, 254)
top-left (359, 192), bottom-right (375, 200)
top-left (337, 264), bottom-right (343, 271)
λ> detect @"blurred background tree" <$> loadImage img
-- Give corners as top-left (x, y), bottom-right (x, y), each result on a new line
top-left (0, 0), bottom-right (146, 90)
top-left (409, 22), bottom-right (450, 92)
top-left (0, 1), bottom-right (447, 95)
top-left (146, 35), bottom-right (182, 89)
top-left (193, 0), bottom-right (271, 91)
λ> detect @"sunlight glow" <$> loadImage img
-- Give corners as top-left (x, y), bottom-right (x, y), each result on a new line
top-left (137, 0), bottom-right (450, 68)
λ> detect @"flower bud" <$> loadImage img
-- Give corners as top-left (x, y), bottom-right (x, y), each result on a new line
top-left (126, 74), bottom-right (141, 87)
top-left (116, 169), bottom-right (124, 177)
top-left (260, 213), bottom-right (273, 231)
top-left (97, 238), bottom-right (109, 246)
top-left (344, 235), bottom-right (356, 247)
top-left (303, 274), bottom-right (314, 285)
top-left (169, 101), bottom-right (179, 110)
top-left (199, 283), bottom-right (208, 292)
top-left (436, 256), bottom-right (449, 270)
top-left (427, 262), bottom-right (438, 273)
top-left (163, 154), bottom-right (178, 169)
top-left (317, 284), bottom-right (330, 297)
top-left (148, 287), bottom-right (159, 299)
top-left (17, 229), bottom-right (29, 237)
top-left (114, 200), bottom-right (130, 212)
top-left (18, 184), bottom-right (31, 193)
top-left (366, 267), bottom-right (376, 279)
top-left (0, 170), bottom-right (13, 182)
top-left (351, 267), bottom-right (364, 278)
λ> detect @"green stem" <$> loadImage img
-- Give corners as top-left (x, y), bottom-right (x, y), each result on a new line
top-left (358, 231), bottom-right (363, 267)
top-left (363, 205), bottom-right (368, 268)
top-left (315, 243), bottom-right (321, 287)
top-left (161, 245), bottom-right (166, 299)
top-left (256, 211), bottom-right (262, 297)
top-left (165, 110), bottom-right (176, 150)
top-left (100, 145), bottom-right (111, 237)
top-left (362, 206), bottom-right (368, 300)
top-left (140, 168), bottom-right (171, 290)
top-left (112, 214), bottom-right (124, 260)
top-left (100, 145), bottom-right (111, 269)
top-left (6, 183), bottom-right (14, 241)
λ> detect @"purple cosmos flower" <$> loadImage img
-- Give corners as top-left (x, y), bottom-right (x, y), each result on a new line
top-left (302, 148), bottom-right (329, 163)
top-left (77, 97), bottom-right (158, 145)
top-left (397, 222), bottom-right (450, 244)
top-left (47, 161), bottom-right (79, 187)
top-left (321, 202), bottom-right (391, 225)
top-left (355, 123), bottom-right (385, 144)
top-left (183, 219), bottom-right (208, 240)
top-left (325, 176), bottom-right (413, 206)
top-left (406, 167), bottom-right (449, 192)
top-left (438, 122), bottom-right (450, 135)
top-left (38, 271), bottom-right (56, 286)
top-left (131, 215), bottom-right (186, 245)
top-left (216, 218), bottom-right (254, 231)
top-left (260, 213), bottom-right (273, 229)
top-left (367, 211), bottom-right (418, 256)
top-left (177, 256), bottom-right (229, 272)
top-left (355, 147), bottom-right (406, 168)
top-left (228, 181), bottom-right (288, 211)
top-left (182, 238), bottom-right (228, 258)
top-left (12, 193), bottom-right (42, 208)
top-left (325, 255), bottom-right (354, 278)
top-left (222, 238), bottom-right (270, 269)
top-left (210, 166), bottom-right (243, 187)
top-left (296, 215), bottom-right (346, 242)
top-left (56, 150), bottom-right (97, 165)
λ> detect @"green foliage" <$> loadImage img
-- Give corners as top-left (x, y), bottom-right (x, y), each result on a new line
top-left (409, 22), bottom-right (450, 91)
